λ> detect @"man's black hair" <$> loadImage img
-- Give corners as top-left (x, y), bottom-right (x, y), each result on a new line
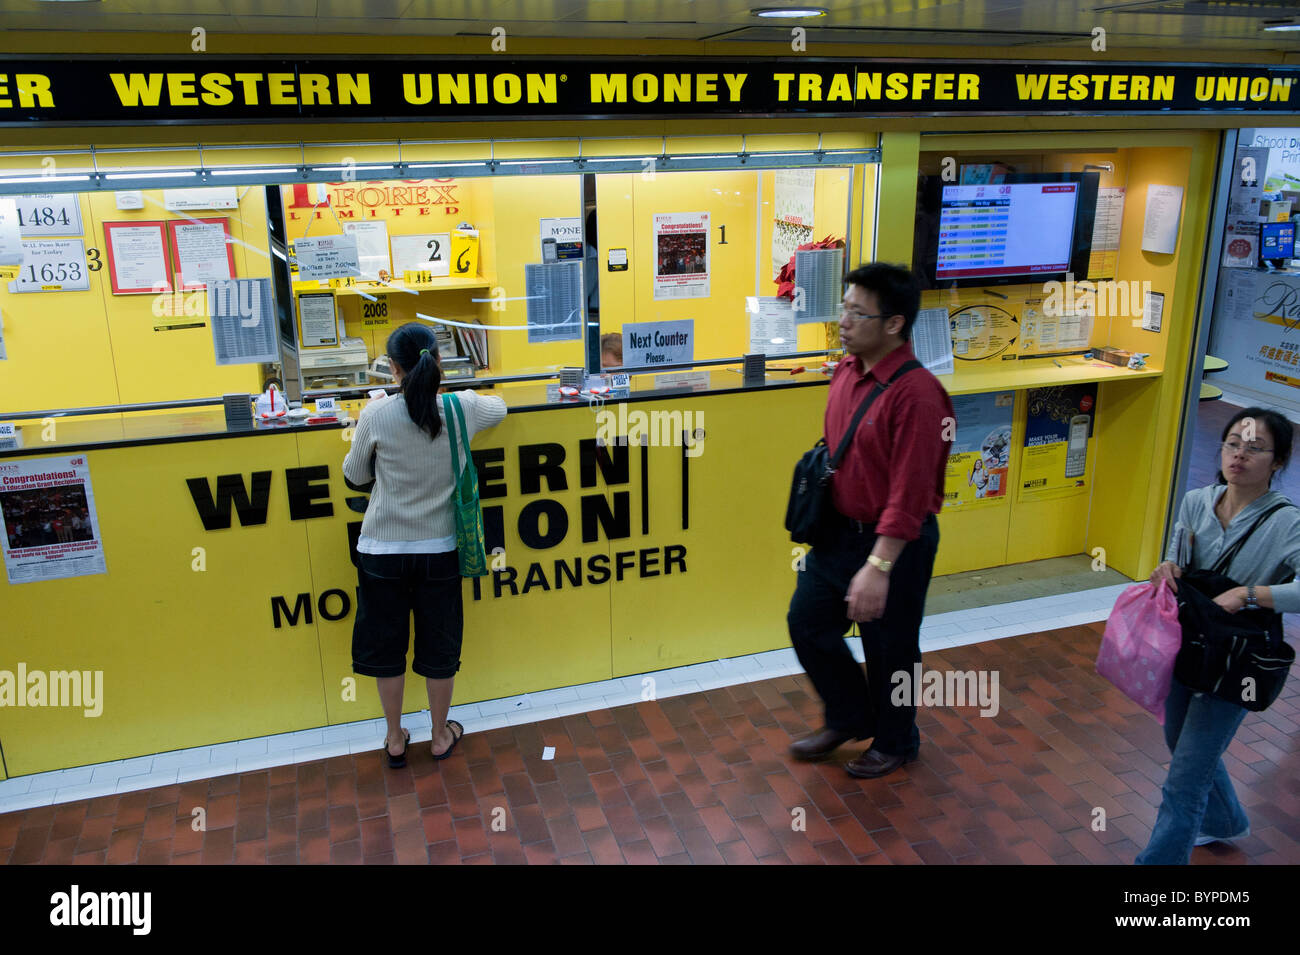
top-left (843, 262), bottom-right (921, 341)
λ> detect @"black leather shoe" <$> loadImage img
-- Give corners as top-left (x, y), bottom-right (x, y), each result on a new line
top-left (844, 746), bottom-right (917, 779)
top-left (789, 728), bottom-right (856, 762)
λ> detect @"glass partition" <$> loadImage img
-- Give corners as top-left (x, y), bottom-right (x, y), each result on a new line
top-left (0, 151), bottom-right (878, 423)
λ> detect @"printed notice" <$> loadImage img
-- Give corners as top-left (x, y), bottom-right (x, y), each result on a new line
top-left (343, 221), bottom-right (391, 280)
top-left (653, 212), bottom-right (709, 300)
top-left (1087, 187), bottom-right (1125, 279)
top-left (913, 306), bottom-right (955, 375)
top-left (172, 221), bottom-right (233, 287)
top-left (1142, 184), bottom-right (1184, 255)
top-left (298, 292), bottom-right (338, 348)
top-left (748, 297), bottom-right (796, 356)
top-left (106, 224), bottom-right (170, 293)
top-left (0, 197), bottom-right (23, 267)
top-left (0, 454), bottom-right (108, 584)
top-left (295, 234), bottom-right (361, 282)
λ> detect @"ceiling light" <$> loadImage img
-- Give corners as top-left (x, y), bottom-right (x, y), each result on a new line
top-left (1263, 19), bottom-right (1300, 31)
top-left (753, 7), bottom-right (827, 18)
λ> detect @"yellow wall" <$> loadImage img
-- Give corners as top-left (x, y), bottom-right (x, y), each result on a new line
top-left (3, 387), bottom-right (823, 775)
top-left (0, 188), bottom-right (266, 412)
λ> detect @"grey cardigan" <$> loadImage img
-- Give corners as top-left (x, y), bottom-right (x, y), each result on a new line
top-left (1164, 484), bottom-right (1300, 613)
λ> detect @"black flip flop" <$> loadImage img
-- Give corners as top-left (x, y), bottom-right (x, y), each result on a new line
top-left (432, 720), bottom-right (464, 761)
top-left (385, 728), bottom-right (411, 769)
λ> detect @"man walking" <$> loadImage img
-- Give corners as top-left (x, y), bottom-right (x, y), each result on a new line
top-left (787, 263), bottom-right (954, 778)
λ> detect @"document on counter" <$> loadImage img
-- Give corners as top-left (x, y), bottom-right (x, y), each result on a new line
top-left (913, 306), bottom-right (954, 375)
top-left (1142, 184), bottom-right (1184, 254)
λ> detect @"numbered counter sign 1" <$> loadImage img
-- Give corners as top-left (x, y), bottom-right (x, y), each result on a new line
top-left (361, 295), bottom-right (390, 327)
top-left (8, 240), bottom-right (91, 293)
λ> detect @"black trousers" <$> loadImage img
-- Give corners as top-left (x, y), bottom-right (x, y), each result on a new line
top-left (787, 514), bottom-right (939, 757)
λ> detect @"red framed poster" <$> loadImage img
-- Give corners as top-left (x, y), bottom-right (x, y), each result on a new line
top-left (166, 217), bottom-right (236, 289)
top-left (102, 220), bottom-right (171, 294)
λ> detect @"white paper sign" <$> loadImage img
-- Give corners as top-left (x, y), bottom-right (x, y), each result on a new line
top-left (107, 226), bottom-right (169, 293)
top-left (315, 396), bottom-right (338, 414)
top-left (390, 233), bottom-right (449, 277)
top-left (7, 240), bottom-right (90, 293)
top-left (1142, 291), bottom-right (1165, 332)
top-left (163, 187), bottom-right (239, 210)
top-left (12, 193), bottom-right (83, 237)
top-left (0, 454), bottom-right (108, 584)
top-left (0, 197), bottom-right (23, 267)
top-left (653, 371), bottom-right (710, 391)
top-left (913, 307), bottom-right (956, 375)
top-left (115, 190), bottom-right (144, 211)
top-left (624, 320), bottom-right (694, 367)
top-left (173, 221), bottom-right (232, 286)
top-left (343, 221), bottom-right (391, 280)
top-left (748, 297), bottom-right (796, 355)
top-left (298, 293), bottom-right (338, 347)
top-left (295, 235), bottom-right (361, 281)
top-left (1142, 184), bottom-right (1184, 255)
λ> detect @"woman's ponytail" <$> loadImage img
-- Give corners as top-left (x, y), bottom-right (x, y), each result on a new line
top-left (386, 323), bottom-right (443, 440)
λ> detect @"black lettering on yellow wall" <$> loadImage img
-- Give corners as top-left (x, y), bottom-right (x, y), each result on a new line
top-left (519, 442), bottom-right (567, 494)
top-left (187, 472), bottom-right (272, 529)
top-left (286, 465), bottom-right (334, 520)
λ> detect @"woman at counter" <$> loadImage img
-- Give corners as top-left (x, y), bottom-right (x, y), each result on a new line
top-left (343, 322), bottom-right (507, 767)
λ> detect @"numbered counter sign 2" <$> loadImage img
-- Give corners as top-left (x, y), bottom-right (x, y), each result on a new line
top-left (8, 240), bottom-right (91, 293)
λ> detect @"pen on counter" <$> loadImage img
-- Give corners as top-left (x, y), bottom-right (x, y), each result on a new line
top-left (1053, 359), bottom-right (1063, 367)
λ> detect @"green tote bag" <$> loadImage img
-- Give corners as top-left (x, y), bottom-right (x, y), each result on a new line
top-left (441, 392), bottom-right (489, 578)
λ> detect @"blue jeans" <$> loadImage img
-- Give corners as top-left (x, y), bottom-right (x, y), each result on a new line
top-left (1135, 677), bottom-right (1250, 865)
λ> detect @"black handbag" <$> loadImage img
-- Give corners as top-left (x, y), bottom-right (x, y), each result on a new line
top-left (784, 359), bottom-right (920, 545)
top-left (1174, 500), bottom-right (1296, 712)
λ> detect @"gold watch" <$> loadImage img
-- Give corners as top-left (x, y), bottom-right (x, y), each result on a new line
top-left (867, 554), bottom-right (893, 574)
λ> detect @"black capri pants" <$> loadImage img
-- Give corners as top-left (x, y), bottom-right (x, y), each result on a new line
top-left (352, 551), bottom-right (463, 679)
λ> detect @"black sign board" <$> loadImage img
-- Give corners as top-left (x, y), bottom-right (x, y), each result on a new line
top-left (0, 58), bottom-right (1298, 125)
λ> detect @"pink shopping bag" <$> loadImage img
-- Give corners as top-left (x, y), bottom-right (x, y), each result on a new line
top-left (1096, 581), bottom-right (1181, 724)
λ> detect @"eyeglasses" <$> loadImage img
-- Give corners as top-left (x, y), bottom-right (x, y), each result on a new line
top-left (1221, 440), bottom-right (1274, 456)
top-left (841, 311), bottom-right (892, 322)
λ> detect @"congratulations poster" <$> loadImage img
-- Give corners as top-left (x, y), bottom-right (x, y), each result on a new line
top-left (1018, 384), bottom-right (1098, 502)
top-left (943, 392), bottom-right (1014, 509)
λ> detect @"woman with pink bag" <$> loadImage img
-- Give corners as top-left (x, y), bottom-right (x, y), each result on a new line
top-left (1135, 407), bottom-right (1299, 865)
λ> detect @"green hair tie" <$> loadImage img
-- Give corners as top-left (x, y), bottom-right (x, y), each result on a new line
top-left (420, 348), bottom-right (430, 356)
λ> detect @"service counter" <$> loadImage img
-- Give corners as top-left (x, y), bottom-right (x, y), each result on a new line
top-left (2, 357), bottom-right (1166, 778)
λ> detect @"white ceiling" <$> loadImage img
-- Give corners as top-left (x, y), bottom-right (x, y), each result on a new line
top-left (0, 0), bottom-right (1299, 53)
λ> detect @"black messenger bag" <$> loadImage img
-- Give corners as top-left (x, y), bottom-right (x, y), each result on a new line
top-left (785, 360), bottom-right (920, 546)
top-left (1174, 501), bottom-right (1296, 712)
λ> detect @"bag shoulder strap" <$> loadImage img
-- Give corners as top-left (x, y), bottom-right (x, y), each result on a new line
top-left (441, 393), bottom-right (468, 479)
top-left (1209, 500), bottom-right (1294, 575)
top-left (827, 359), bottom-right (922, 470)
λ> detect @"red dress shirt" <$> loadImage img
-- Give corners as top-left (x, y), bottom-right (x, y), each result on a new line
top-left (825, 341), bottom-right (955, 541)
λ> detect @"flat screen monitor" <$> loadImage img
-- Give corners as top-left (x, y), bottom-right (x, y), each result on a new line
top-left (913, 172), bottom-right (1098, 289)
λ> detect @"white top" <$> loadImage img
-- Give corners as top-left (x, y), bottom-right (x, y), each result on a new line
top-left (342, 390), bottom-right (507, 554)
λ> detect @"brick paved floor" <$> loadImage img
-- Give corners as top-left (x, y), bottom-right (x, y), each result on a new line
top-left (2, 621), bottom-right (1296, 865)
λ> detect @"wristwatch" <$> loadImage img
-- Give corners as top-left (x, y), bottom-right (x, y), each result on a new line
top-left (1244, 585), bottom-right (1259, 610)
top-left (867, 554), bottom-right (893, 574)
